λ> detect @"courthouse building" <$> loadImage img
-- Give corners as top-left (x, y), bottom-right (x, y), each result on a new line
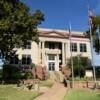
top-left (11, 28), bottom-right (91, 71)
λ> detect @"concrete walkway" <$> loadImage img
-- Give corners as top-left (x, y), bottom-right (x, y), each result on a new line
top-left (35, 82), bottom-right (67, 100)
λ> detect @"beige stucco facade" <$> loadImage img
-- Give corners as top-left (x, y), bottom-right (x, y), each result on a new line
top-left (15, 28), bottom-right (91, 71)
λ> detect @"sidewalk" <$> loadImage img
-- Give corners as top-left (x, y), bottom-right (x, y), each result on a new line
top-left (35, 82), bottom-right (67, 100)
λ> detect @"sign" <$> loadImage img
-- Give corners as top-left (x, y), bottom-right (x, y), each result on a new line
top-left (85, 70), bottom-right (93, 78)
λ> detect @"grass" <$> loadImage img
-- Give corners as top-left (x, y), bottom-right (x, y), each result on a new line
top-left (39, 80), bottom-right (53, 88)
top-left (63, 89), bottom-right (100, 100)
top-left (0, 85), bottom-right (42, 100)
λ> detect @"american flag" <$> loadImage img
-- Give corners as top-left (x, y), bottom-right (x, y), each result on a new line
top-left (88, 9), bottom-right (94, 31)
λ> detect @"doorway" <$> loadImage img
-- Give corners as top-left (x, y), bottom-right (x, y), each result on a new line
top-left (48, 54), bottom-right (56, 71)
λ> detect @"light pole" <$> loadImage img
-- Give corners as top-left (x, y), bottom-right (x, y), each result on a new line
top-left (69, 22), bottom-right (74, 88)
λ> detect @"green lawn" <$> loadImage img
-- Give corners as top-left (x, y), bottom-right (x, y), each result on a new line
top-left (39, 80), bottom-right (53, 88)
top-left (63, 89), bottom-right (100, 100)
top-left (0, 85), bottom-right (42, 100)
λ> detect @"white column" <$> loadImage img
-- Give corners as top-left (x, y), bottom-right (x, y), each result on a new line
top-left (42, 41), bottom-right (45, 64)
top-left (38, 41), bottom-right (41, 63)
top-left (65, 43), bottom-right (68, 64)
top-left (45, 53), bottom-right (48, 69)
top-left (57, 54), bottom-right (59, 71)
top-left (77, 43), bottom-right (80, 54)
top-left (62, 42), bottom-right (65, 65)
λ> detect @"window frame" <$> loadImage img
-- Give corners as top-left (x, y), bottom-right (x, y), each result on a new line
top-left (70, 43), bottom-right (77, 52)
top-left (23, 41), bottom-right (31, 49)
top-left (10, 55), bottom-right (19, 64)
top-left (49, 43), bottom-right (55, 49)
top-left (22, 54), bottom-right (31, 65)
top-left (80, 43), bottom-right (87, 52)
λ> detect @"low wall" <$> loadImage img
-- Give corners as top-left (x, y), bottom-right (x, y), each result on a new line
top-left (66, 81), bottom-right (100, 89)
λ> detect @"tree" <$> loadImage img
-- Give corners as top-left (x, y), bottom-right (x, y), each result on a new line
top-left (0, 0), bottom-right (44, 61)
top-left (67, 55), bottom-right (90, 77)
top-left (85, 16), bottom-right (100, 53)
top-left (93, 16), bottom-right (100, 53)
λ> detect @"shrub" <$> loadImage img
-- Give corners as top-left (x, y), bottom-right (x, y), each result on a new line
top-left (67, 55), bottom-right (90, 77)
top-left (0, 69), bottom-right (3, 80)
top-left (73, 76), bottom-right (93, 81)
top-left (24, 72), bottom-right (33, 79)
top-left (14, 72), bottom-right (33, 79)
top-left (3, 64), bottom-right (33, 80)
top-left (3, 64), bottom-right (19, 80)
top-left (14, 72), bottom-right (26, 79)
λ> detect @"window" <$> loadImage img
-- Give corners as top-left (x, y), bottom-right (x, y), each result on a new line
top-left (48, 62), bottom-right (55, 71)
top-left (49, 43), bottom-right (55, 49)
top-left (22, 55), bottom-right (31, 65)
top-left (23, 41), bottom-right (31, 49)
top-left (10, 56), bottom-right (18, 64)
top-left (80, 43), bottom-right (87, 52)
top-left (70, 43), bottom-right (77, 52)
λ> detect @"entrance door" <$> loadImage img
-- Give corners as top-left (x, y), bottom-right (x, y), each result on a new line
top-left (48, 62), bottom-right (55, 71)
top-left (48, 55), bottom-right (55, 71)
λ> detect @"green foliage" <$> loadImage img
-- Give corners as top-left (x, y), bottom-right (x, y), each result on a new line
top-left (14, 72), bottom-right (25, 79)
top-left (73, 76), bottom-right (92, 81)
top-left (94, 16), bottom-right (100, 26)
top-left (16, 72), bottom-right (33, 80)
top-left (93, 16), bottom-right (100, 53)
top-left (0, 69), bottom-right (3, 80)
top-left (85, 16), bottom-right (100, 53)
top-left (3, 64), bottom-right (19, 80)
top-left (0, 0), bottom-right (44, 61)
top-left (23, 72), bottom-right (33, 79)
top-left (95, 67), bottom-right (100, 79)
top-left (3, 64), bottom-right (33, 80)
top-left (68, 55), bottom-right (90, 77)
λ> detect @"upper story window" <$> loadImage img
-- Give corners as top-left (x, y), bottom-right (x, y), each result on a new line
top-left (10, 55), bottom-right (19, 64)
top-left (70, 43), bottom-right (77, 52)
top-left (59, 43), bottom-right (62, 49)
top-left (22, 55), bottom-right (31, 65)
top-left (49, 43), bottom-right (55, 49)
top-left (80, 43), bottom-right (87, 52)
top-left (23, 41), bottom-right (31, 49)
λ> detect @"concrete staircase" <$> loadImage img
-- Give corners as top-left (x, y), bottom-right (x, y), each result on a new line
top-left (49, 71), bottom-right (64, 82)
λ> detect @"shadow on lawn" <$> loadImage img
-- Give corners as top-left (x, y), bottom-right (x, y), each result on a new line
top-left (98, 94), bottom-right (100, 97)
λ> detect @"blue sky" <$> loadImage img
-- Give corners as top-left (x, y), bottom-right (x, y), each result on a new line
top-left (21, 0), bottom-right (100, 66)
top-left (21, 0), bottom-right (100, 31)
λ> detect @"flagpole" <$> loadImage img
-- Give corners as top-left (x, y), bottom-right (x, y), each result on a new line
top-left (88, 9), bottom-right (97, 88)
top-left (69, 22), bottom-right (74, 88)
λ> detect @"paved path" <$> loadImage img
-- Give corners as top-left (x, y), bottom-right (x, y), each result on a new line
top-left (35, 82), bottom-right (67, 100)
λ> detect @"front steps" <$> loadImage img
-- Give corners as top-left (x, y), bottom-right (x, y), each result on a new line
top-left (49, 71), bottom-right (64, 82)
